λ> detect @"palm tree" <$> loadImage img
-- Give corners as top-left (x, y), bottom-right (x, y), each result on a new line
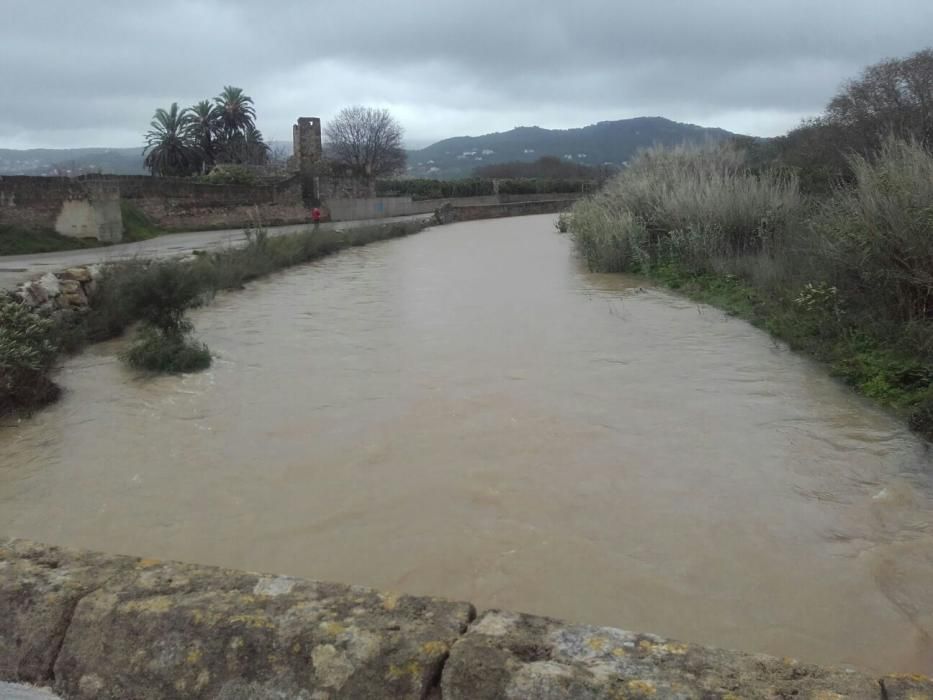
top-left (243, 126), bottom-right (269, 165)
top-left (189, 100), bottom-right (220, 169)
top-left (214, 86), bottom-right (256, 139)
top-left (143, 103), bottom-right (200, 176)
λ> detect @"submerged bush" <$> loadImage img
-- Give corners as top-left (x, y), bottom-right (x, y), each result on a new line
top-left (122, 325), bottom-right (211, 374)
top-left (121, 262), bottom-right (212, 374)
top-left (0, 296), bottom-right (59, 413)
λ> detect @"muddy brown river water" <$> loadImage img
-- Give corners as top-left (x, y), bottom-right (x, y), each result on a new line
top-left (2, 214), bottom-right (932, 672)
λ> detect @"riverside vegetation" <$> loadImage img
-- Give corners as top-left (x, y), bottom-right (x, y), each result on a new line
top-left (0, 219), bottom-right (428, 413)
top-left (568, 137), bottom-right (933, 438)
top-left (569, 48), bottom-right (933, 439)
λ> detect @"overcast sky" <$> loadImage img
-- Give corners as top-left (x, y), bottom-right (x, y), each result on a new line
top-left (2, 0), bottom-right (931, 150)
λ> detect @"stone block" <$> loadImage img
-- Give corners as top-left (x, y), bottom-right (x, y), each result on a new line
top-left (441, 610), bottom-right (881, 700)
top-left (0, 539), bottom-right (134, 684)
top-left (51, 554), bottom-right (473, 699)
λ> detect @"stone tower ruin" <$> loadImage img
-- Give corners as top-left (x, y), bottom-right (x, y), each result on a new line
top-left (291, 117), bottom-right (322, 172)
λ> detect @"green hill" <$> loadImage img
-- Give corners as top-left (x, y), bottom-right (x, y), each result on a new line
top-left (407, 117), bottom-right (738, 178)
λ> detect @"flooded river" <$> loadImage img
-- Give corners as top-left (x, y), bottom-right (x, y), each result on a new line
top-left (2, 214), bottom-right (932, 672)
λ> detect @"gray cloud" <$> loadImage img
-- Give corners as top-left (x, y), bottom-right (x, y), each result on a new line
top-left (2, 0), bottom-right (931, 148)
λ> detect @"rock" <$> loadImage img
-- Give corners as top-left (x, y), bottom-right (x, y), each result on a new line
top-left (0, 539), bottom-right (135, 684)
top-left (881, 674), bottom-right (933, 699)
top-left (17, 281), bottom-right (49, 307)
top-left (0, 539), bottom-right (473, 699)
top-left (58, 267), bottom-right (92, 283)
top-left (441, 610), bottom-right (881, 700)
top-left (36, 273), bottom-right (60, 298)
top-left (86, 264), bottom-right (103, 281)
top-left (56, 280), bottom-right (88, 307)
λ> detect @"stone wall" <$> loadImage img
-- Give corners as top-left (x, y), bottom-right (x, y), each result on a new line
top-left (435, 197), bottom-right (575, 224)
top-left (0, 176), bottom-right (123, 242)
top-left (1, 538), bottom-right (929, 699)
top-left (326, 193), bottom-right (580, 222)
top-left (119, 175), bottom-right (309, 231)
top-left (1, 174), bottom-right (580, 242)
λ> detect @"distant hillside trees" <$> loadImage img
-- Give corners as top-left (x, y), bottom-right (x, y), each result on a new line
top-left (324, 107), bottom-right (406, 192)
top-left (473, 155), bottom-right (616, 180)
top-left (142, 85), bottom-right (269, 176)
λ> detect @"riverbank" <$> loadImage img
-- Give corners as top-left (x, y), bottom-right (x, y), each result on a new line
top-left (567, 138), bottom-right (933, 441)
top-left (2, 537), bottom-right (929, 699)
top-left (1, 218), bottom-right (431, 417)
top-left (2, 198), bottom-right (574, 418)
top-left (641, 263), bottom-right (933, 439)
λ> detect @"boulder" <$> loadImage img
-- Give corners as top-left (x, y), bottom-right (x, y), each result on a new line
top-left (881, 674), bottom-right (933, 699)
top-left (16, 282), bottom-right (49, 307)
top-left (56, 280), bottom-right (87, 307)
top-left (36, 273), bottom-right (60, 298)
top-left (0, 539), bottom-right (474, 699)
top-left (58, 267), bottom-right (92, 283)
top-left (441, 610), bottom-right (882, 700)
top-left (0, 539), bottom-right (135, 684)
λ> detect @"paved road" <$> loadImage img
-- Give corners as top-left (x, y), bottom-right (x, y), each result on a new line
top-left (0, 213), bottom-right (434, 290)
top-left (0, 683), bottom-right (61, 699)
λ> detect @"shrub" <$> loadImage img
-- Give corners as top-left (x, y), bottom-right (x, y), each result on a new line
top-left (128, 262), bottom-right (208, 335)
top-left (0, 296), bottom-right (59, 413)
top-left (197, 164), bottom-right (257, 185)
top-left (120, 202), bottom-right (163, 242)
top-left (120, 262), bottom-right (212, 374)
top-left (122, 326), bottom-right (211, 373)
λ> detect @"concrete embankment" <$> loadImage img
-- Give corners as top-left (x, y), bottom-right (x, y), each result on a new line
top-left (2, 539), bottom-right (930, 699)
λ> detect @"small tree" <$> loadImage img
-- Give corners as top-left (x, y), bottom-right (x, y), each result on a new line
top-left (324, 106), bottom-right (406, 193)
top-left (122, 264), bottom-right (211, 373)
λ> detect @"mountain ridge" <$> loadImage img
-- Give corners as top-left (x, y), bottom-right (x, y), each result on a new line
top-left (406, 116), bottom-right (739, 177)
top-left (0, 117), bottom-right (740, 178)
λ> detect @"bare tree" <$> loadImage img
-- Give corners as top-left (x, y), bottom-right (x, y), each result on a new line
top-left (324, 106), bottom-right (406, 192)
top-left (827, 48), bottom-right (933, 145)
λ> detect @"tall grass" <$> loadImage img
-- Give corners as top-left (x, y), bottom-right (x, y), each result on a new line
top-left (572, 143), bottom-right (803, 276)
top-left (568, 138), bottom-right (933, 437)
top-left (812, 137), bottom-right (933, 325)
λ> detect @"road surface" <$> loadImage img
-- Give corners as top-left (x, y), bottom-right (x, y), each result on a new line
top-left (0, 683), bottom-right (61, 699)
top-left (0, 213), bottom-right (434, 290)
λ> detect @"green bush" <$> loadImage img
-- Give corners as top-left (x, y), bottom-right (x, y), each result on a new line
top-left (0, 296), bottom-right (59, 413)
top-left (197, 164), bottom-right (257, 185)
top-left (120, 202), bottom-right (163, 242)
top-left (119, 262), bottom-right (211, 374)
top-left (128, 262), bottom-right (208, 335)
top-left (376, 178), bottom-right (496, 199)
top-left (122, 326), bottom-right (211, 373)
top-left (0, 224), bottom-right (100, 255)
